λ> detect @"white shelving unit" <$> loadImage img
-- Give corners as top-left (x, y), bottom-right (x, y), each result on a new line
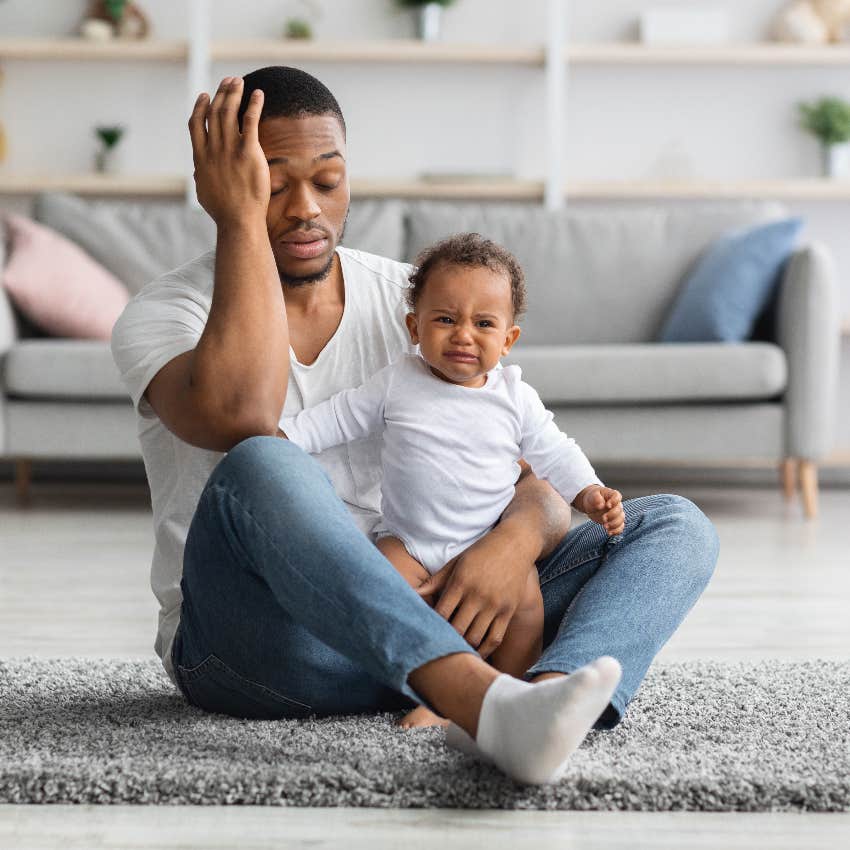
top-left (3, 9), bottom-right (850, 207)
top-left (1, 2), bottom-right (849, 335)
top-left (3, 34), bottom-right (850, 204)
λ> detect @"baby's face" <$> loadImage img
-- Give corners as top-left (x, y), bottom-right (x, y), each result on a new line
top-left (405, 262), bottom-right (521, 388)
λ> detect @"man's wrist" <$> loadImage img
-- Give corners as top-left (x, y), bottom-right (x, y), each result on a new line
top-left (216, 214), bottom-right (269, 240)
top-left (495, 512), bottom-right (546, 565)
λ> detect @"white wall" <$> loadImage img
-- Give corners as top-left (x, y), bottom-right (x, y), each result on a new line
top-left (0, 0), bottom-right (848, 443)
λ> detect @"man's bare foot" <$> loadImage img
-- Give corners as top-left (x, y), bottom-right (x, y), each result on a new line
top-left (397, 705), bottom-right (451, 729)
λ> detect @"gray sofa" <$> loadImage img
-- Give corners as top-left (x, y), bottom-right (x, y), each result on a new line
top-left (0, 193), bottom-right (840, 516)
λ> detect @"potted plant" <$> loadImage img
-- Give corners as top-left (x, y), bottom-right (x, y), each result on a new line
top-left (396, 0), bottom-right (457, 42)
top-left (283, 0), bottom-right (321, 40)
top-left (94, 125), bottom-right (125, 173)
top-left (79, 1), bottom-right (150, 40)
top-left (284, 18), bottom-right (313, 39)
top-left (799, 96), bottom-right (850, 178)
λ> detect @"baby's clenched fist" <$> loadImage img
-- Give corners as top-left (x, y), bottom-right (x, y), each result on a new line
top-left (579, 485), bottom-right (625, 536)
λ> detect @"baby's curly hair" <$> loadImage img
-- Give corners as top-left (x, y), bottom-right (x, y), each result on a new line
top-left (406, 233), bottom-right (527, 322)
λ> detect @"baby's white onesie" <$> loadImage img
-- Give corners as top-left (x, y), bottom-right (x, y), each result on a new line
top-left (281, 353), bottom-right (602, 574)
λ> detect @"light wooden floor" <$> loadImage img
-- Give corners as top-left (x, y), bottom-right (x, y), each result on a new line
top-left (1, 480), bottom-right (849, 848)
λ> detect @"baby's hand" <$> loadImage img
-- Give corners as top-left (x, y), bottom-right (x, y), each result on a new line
top-left (581, 485), bottom-right (625, 536)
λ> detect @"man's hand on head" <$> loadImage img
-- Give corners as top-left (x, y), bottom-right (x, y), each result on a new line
top-left (189, 76), bottom-right (270, 228)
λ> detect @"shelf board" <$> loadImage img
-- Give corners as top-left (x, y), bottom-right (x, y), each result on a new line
top-left (564, 179), bottom-right (850, 200)
top-left (211, 39), bottom-right (544, 65)
top-left (0, 174), bottom-right (545, 200)
top-left (0, 173), bottom-right (186, 196)
top-left (4, 39), bottom-right (850, 67)
top-left (351, 177), bottom-right (544, 199)
top-left (0, 38), bottom-right (543, 65)
top-left (567, 43), bottom-right (850, 66)
top-left (0, 37), bottom-right (187, 61)
top-left (5, 176), bottom-right (850, 201)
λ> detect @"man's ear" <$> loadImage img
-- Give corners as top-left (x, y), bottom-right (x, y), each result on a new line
top-left (501, 325), bottom-right (521, 356)
top-left (405, 312), bottom-right (420, 345)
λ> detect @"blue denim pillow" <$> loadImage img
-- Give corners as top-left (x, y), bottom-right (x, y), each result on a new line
top-left (658, 218), bottom-right (803, 343)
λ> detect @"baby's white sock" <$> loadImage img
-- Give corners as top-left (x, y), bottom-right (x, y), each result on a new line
top-left (445, 657), bottom-right (622, 785)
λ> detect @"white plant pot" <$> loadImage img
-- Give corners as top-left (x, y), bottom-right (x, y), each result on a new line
top-left (823, 143), bottom-right (850, 179)
top-left (95, 146), bottom-right (122, 175)
top-left (417, 4), bottom-right (442, 42)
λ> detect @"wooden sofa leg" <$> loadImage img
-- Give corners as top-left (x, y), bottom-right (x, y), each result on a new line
top-left (798, 460), bottom-right (819, 520)
top-left (780, 458), bottom-right (797, 500)
top-left (15, 458), bottom-right (32, 507)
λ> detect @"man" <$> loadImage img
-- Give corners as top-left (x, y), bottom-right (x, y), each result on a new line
top-left (111, 66), bottom-right (719, 786)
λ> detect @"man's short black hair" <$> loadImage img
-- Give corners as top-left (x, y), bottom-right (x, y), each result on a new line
top-left (237, 66), bottom-right (346, 137)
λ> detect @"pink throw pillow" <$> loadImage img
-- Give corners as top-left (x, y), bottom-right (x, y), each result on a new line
top-left (1, 213), bottom-right (130, 340)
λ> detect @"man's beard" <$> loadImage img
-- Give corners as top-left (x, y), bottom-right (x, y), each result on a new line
top-left (279, 254), bottom-right (336, 288)
top-left (279, 210), bottom-right (348, 289)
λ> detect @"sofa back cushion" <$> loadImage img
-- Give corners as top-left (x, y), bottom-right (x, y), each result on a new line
top-left (404, 201), bottom-right (786, 344)
top-left (34, 193), bottom-right (407, 296)
top-left (343, 200), bottom-right (406, 261)
top-left (34, 193), bottom-right (217, 296)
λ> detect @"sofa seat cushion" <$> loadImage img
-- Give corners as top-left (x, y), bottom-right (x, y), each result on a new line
top-left (4, 340), bottom-right (128, 400)
top-left (505, 342), bottom-right (787, 404)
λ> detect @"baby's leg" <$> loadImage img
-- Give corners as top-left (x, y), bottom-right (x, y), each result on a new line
top-left (487, 568), bottom-right (544, 678)
top-left (375, 535), bottom-right (430, 589)
top-left (375, 536), bottom-right (447, 730)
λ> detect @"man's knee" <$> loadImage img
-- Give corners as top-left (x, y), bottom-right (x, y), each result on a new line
top-left (216, 434), bottom-right (306, 477)
top-left (648, 493), bottom-right (719, 585)
top-left (208, 435), bottom-right (331, 503)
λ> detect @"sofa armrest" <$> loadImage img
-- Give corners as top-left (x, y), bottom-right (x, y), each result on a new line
top-left (0, 288), bottom-right (18, 456)
top-left (777, 241), bottom-right (840, 460)
top-left (0, 285), bottom-right (17, 359)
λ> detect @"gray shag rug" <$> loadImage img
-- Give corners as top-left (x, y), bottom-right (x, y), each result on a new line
top-left (1, 657), bottom-right (848, 811)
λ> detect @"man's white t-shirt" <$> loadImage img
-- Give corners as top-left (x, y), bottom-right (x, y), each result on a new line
top-left (282, 354), bottom-right (601, 573)
top-left (111, 246), bottom-right (415, 686)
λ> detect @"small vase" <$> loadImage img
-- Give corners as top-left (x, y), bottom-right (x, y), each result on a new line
top-left (95, 146), bottom-right (120, 174)
top-left (416, 3), bottom-right (442, 42)
top-left (822, 142), bottom-right (850, 178)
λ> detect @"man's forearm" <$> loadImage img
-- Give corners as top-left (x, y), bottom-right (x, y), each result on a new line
top-left (192, 219), bottom-right (288, 434)
top-left (500, 466), bottom-right (572, 562)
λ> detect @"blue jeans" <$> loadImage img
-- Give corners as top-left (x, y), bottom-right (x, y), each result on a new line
top-left (172, 437), bottom-right (718, 729)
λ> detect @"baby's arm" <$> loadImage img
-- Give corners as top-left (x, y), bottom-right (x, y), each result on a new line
top-left (280, 361), bottom-right (394, 453)
top-left (518, 381), bottom-right (625, 535)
